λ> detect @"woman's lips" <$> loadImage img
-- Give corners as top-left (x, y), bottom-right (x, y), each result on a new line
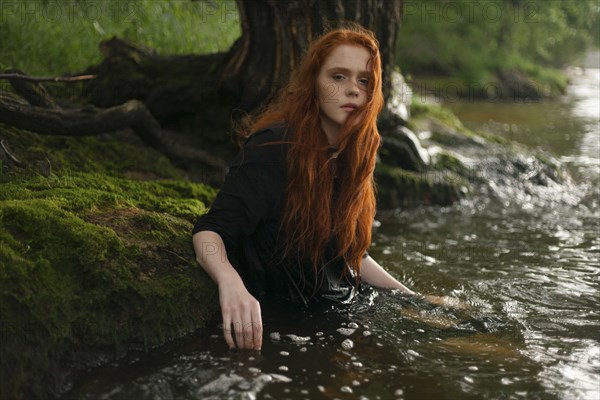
top-left (341, 104), bottom-right (358, 112)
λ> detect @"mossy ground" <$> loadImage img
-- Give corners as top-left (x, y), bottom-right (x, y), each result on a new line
top-left (0, 124), bottom-right (218, 399)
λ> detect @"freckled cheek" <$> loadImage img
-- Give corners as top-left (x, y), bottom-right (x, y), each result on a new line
top-left (318, 82), bottom-right (341, 104)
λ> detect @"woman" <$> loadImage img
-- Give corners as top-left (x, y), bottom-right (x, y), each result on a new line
top-left (192, 25), bottom-right (417, 351)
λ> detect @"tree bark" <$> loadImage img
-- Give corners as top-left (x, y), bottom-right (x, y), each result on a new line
top-left (82, 38), bottom-right (233, 139)
top-left (223, 0), bottom-right (404, 111)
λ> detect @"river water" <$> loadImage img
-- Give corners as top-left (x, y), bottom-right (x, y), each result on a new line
top-left (64, 67), bottom-right (599, 399)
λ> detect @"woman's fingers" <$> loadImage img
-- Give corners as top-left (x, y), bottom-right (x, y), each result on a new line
top-left (251, 306), bottom-right (263, 350)
top-left (241, 309), bottom-right (262, 350)
top-left (222, 312), bottom-right (236, 349)
top-left (224, 312), bottom-right (246, 349)
top-left (242, 315), bottom-right (255, 349)
top-left (234, 315), bottom-right (245, 349)
top-left (240, 300), bottom-right (262, 349)
top-left (227, 301), bottom-right (262, 350)
top-left (219, 287), bottom-right (263, 350)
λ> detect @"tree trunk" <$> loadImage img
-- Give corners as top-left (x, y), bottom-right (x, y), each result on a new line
top-left (224, 0), bottom-right (404, 111)
top-left (84, 0), bottom-right (403, 127)
top-left (82, 38), bottom-right (234, 143)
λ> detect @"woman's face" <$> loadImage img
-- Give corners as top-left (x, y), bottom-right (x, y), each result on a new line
top-left (317, 44), bottom-right (371, 145)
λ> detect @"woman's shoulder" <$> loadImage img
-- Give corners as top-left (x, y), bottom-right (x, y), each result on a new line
top-left (244, 122), bottom-right (290, 146)
top-left (234, 123), bottom-right (290, 166)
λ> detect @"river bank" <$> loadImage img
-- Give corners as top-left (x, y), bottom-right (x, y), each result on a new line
top-left (405, 48), bottom-right (599, 105)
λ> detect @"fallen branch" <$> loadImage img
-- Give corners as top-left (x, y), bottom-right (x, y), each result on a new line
top-left (0, 73), bottom-right (96, 83)
top-left (4, 69), bottom-right (60, 109)
top-left (0, 94), bottom-right (226, 172)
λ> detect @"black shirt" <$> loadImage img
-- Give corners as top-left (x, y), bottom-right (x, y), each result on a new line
top-left (192, 124), bottom-right (363, 306)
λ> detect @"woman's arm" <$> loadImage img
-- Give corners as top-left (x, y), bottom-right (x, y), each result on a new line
top-left (193, 230), bottom-right (262, 350)
top-left (360, 255), bottom-right (414, 294)
top-left (360, 255), bottom-right (466, 309)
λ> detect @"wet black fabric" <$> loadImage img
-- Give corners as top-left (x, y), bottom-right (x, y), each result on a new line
top-left (192, 124), bottom-right (367, 306)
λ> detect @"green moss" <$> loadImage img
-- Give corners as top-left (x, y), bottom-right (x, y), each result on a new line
top-left (532, 149), bottom-right (566, 182)
top-left (510, 60), bottom-right (569, 96)
top-left (405, 62), bottom-right (568, 104)
top-left (409, 98), bottom-right (465, 132)
top-left (408, 99), bottom-right (510, 148)
top-left (375, 163), bottom-right (469, 208)
top-left (0, 171), bottom-right (214, 220)
top-left (0, 124), bottom-right (219, 399)
top-left (0, 185), bottom-right (219, 398)
top-left (429, 152), bottom-right (469, 177)
top-left (468, 129), bottom-right (510, 145)
top-left (0, 124), bottom-right (183, 180)
top-left (2, 199), bottom-right (123, 271)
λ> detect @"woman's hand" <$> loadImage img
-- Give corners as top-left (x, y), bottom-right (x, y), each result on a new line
top-left (422, 294), bottom-right (469, 311)
top-left (192, 231), bottom-right (263, 350)
top-left (218, 275), bottom-right (263, 350)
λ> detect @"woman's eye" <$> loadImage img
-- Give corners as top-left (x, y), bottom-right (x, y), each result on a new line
top-left (358, 78), bottom-right (369, 85)
top-left (332, 74), bottom-right (346, 81)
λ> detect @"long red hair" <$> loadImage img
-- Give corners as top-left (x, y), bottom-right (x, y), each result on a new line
top-left (241, 25), bottom-right (383, 281)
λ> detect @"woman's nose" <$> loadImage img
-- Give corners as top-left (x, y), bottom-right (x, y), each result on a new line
top-left (346, 82), bottom-right (360, 97)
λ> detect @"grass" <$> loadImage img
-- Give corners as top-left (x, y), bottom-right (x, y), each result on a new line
top-left (0, 0), bottom-right (241, 76)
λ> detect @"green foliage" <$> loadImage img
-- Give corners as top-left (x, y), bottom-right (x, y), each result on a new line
top-left (0, 0), bottom-right (241, 75)
top-left (398, 0), bottom-right (598, 84)
top-left (514, 0), bottom-right (598, 67)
